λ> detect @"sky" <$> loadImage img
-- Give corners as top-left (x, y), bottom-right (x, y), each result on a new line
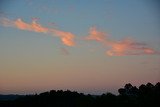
top-left (0, 0), bottom-right (160, 95)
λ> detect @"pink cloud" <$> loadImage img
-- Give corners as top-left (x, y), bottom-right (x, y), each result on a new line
top-left (0, 17), bottom-right (15, 27)
top-left (106, 38), bottom-right (159, 56)
top-left (0, 17), bottom-right (75, 47)
top-left (14, 18), bottom-right (48, 33)
top-left (85, 27), bottom-right (159, 56)
top-left (85, 27), bottom-right (108, 43)
top-left (0, 17), bottom-right (159, 56)
top-left (51, 29), bottom-right (75, 46)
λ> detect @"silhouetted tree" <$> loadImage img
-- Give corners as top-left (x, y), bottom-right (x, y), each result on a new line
top-left (124, 83), bottom-right (133, 90)
top-left (0, 82), bottom-right (160, 107)
top-left (118, 88), bottom-right (126, 95)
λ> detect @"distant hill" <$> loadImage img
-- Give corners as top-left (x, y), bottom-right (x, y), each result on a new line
top-left (0, 94), bottom-right (24, 101)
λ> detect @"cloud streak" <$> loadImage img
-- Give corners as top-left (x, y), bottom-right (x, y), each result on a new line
top-left (51, 29), bottom-right (75, 46)
top-left (0, 17), bottom-right (75, 46)
top-left (86, 27), bottom-right (159, 56)
top-left (0, 17), bottom-right (159, 56)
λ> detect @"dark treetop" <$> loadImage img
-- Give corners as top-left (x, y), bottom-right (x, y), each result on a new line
top-left (0, 82), bottom-right (160, 107)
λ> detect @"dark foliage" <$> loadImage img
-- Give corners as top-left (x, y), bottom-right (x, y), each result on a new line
top-left (0, 82), bottom-right (160, 107)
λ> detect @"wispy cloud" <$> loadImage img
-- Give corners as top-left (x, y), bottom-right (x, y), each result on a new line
top-left (0, 17), bottom-right (75, 46)
top-left (15, 18), bottom-right (48, 33)
top-left (86, 27), bottom-right (159, 56)
top-left (52, 29), bottom-right (75, 46)
top-left (106, 38), bottom-right (158, 56)
top-left (0, 18), bottom-right (159, 56)
top-left (85, 26), bottom-right (108, 43)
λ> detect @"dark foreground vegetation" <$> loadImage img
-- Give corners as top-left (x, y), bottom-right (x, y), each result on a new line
top-left (0, 82), bottom-right (160, 107)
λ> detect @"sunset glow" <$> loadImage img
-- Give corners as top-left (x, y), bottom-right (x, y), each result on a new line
top-left (0, 0), bottom-right (160, 95)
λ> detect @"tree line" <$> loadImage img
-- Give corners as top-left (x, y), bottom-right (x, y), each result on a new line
top-left (0, 82), bottom-right (160, 107)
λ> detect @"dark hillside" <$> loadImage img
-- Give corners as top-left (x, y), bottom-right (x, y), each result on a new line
top-left (0, 82), bottom-right (159, 107)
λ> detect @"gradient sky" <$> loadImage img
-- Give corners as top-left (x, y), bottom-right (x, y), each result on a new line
top-left (0, 0), bottom-right (160, 95)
